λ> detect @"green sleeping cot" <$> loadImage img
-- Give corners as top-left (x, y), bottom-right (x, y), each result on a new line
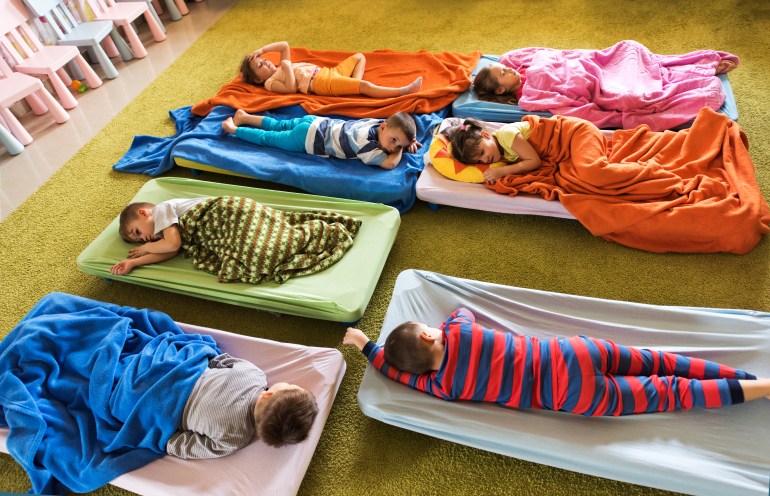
top-left (77, 178), bottom-right (401, 322)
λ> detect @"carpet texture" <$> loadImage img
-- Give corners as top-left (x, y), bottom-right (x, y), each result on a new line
top-left (1, 0), bottom-right (769, 494)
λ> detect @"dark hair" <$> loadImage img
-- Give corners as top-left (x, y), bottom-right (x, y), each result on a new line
top-left (473, 66), bottom-right (519, 105)
top-left (384, 321), bottom-right (434, 374)
top-left (118, 202), bottom-right (154, 243)
top-left (256, 388), bottom-right (319, 448)
top-left (442, 118), bottom-right (489, 164)
top-left (240, 55), bottom-right (263, 86)
top-left (385, 112), bottom-right (417, 142)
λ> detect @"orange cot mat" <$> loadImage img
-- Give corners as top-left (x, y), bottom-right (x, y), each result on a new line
top-left (487, 107), bottom-right (770, 254)
top-left (192, 48), bottom-right (481, 118)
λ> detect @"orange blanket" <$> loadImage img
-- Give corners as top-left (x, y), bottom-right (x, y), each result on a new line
top-left (487, 108), bottom-right (770, 254)
top-left (191, 48), bottom-right (481, 118)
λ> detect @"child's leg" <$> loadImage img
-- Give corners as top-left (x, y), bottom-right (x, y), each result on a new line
top-left (233, 122), bottom-right (312, 153)
top-left (584, 336), bottom-right (756, 380)
top-left (359, 78), bottom-right (423, 98)
top-left (547, 336), bottom-right (760, 416)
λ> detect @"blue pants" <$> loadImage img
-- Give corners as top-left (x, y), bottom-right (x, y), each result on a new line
top-left (234, 115), bottom-right (317, 153)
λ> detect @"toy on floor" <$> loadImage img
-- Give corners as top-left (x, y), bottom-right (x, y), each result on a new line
top-left (71, 80), bottom-right (88, 93)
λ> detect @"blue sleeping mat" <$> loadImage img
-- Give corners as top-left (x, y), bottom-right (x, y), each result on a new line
top-left (114, 105), bottom-right (447, 213)
top-left (357, 270), bottom-right (770, 496)
top-left (451, 55), bottom-right (739, 129)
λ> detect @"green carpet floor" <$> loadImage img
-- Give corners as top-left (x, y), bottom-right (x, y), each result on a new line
top-left (1, 0), bottom-right (769, 494)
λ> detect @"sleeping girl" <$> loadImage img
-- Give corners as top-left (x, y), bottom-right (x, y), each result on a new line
top-left (111, 196), bottom-right (361, 284)
top-left (471, 40), bottom-right (739, 130)
top-left (240, 40), bottom-right (422, 98)
top-left (442, 117), bottom-right (540, 184)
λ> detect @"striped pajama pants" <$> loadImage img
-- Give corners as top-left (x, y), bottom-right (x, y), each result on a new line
top-left (535, 336), bottom-right (755, 416)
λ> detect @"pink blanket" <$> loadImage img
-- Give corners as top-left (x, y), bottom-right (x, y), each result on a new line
top-left (500, 40), bottom-right (738, 131)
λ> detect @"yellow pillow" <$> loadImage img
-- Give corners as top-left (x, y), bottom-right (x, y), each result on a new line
top-left (428, 133), bottom-right (506, 183)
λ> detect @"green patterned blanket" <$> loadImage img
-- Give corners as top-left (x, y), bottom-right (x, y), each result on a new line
top-left (177, 196), bottom-right (361, 284)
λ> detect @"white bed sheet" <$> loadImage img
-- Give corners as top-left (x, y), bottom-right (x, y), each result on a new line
top-left (1, 322), bottom-right (346, 496)
top-left (357, 270), bottom-right (770, 496)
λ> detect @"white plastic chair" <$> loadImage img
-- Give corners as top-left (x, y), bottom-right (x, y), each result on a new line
top-left (0, 54), bottom-right (69, 151)
top-left (23, 0), bottom-right (134, 80)
top-left (1, 0), bottom-right (102, 109)
top-left (81, 0), bottom-right (166, 59)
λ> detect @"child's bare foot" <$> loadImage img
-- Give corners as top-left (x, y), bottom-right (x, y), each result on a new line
top-left (716, 59), bottom-right (737, 74)
top-left (222, 117), bottom-right (237, 134)
top-left (400, 77), bottom-right (423, 96)
top-left (232, 109), bottom-right (264, 128)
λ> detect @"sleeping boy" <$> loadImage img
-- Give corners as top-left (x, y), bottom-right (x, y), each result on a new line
top-left (110, 195), bottom-right (361, 284)
top-left (222, 109), bottom-right (422, 170)
top-left (168, 352), bottom-right (318, 458)
top-left (344, 308), bottom-right (770, 415)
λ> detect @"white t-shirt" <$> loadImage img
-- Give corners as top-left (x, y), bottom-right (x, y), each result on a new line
top-left (153, 197), bottom-right (209, 235)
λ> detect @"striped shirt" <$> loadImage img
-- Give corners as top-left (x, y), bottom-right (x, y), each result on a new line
top-left (304, 117), bottom-right (386, 166)
top-left (362, 308), bottom-right (750, 415)
top-left (165, 353), bottom-right (267, 459)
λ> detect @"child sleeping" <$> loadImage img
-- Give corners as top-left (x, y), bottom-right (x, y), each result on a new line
top-left (344, 307), bottom-right (770, 415)
top-left (472, 40), bottom-right (739, 130)
top-left (0, 293), bottom-right (319, 494)
top-left (111, 195), bottom-right (361, 284)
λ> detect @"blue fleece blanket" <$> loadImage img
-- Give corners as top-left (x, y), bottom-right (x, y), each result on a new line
top-left (0, 293), bottom-right (221, 494)
top-left (113, 105), bottom-right (447, 213)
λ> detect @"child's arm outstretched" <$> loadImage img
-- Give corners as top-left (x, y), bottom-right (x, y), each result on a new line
top-left (110, 251), bottom-right (178, 275)
top-left (110, 225), bottom-right (182, 275)
top-left (483, 134), bottom-right (541, 183)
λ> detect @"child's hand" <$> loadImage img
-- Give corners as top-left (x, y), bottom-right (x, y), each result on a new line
top-left (128, 246), bottom-right (149, 259)
top-left (343, 327), bottom-right (369, 350)
top-left (483, 167), bottom-right (509, 184)
top-left (110, 259), bottom-right (135, 275)
top-left (407, 140), bottom-right (422, 154)
top-left (250, 48), bottom-right (263, 58)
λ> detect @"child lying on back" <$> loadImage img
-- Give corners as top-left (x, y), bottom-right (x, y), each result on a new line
top-left (240, 41), bottom-right (422, 97)
top-left (344, 308), bottom-right (770, 415)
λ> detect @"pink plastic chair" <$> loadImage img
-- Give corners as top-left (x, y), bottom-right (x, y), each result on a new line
top-left (0, 54), bottom-right (69, 149)
top-left (81, 0), bottom-right (166, 59)
top-left (1, 0), bottom-right (102, 110)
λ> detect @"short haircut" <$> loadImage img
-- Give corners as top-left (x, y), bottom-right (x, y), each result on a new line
top-left (240, 56), bottom-right (262, 86)
top-left (472, 66), bottom-right (520, 105)
top-left (385, 112), bottom-right (417, 142)
top-left (256, 388), bottom-right (319, 448)
top-left (118, 202), bottom-right (154, 243)
top-left (442, 118), bottom-right (486, 164)
top-left (384, 321), bottom-right (434, 374)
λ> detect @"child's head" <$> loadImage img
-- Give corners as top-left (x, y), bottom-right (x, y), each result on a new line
top-left (240, 54), bottom-right (277, 86)
top-left (377, 112), bottom-right (417, 154)
top-left (118, 202), bottom-right (158, 243)
top-left (384, 321), bottom-right (442, 374)
top-left (253, 382), bottom-right (319, 448)
top-left (473, 64), bottom-right (522, 104)
top-left (443, 118), bottom-right (502, 164)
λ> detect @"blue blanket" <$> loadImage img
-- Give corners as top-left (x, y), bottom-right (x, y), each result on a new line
top-left (113, 105), bottom-right (447, 213)
top-left (0, 293), bottom-right (221, 494)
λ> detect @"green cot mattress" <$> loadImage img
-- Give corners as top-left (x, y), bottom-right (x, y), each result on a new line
top-left (77, 178), bottom-right (401, 322)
